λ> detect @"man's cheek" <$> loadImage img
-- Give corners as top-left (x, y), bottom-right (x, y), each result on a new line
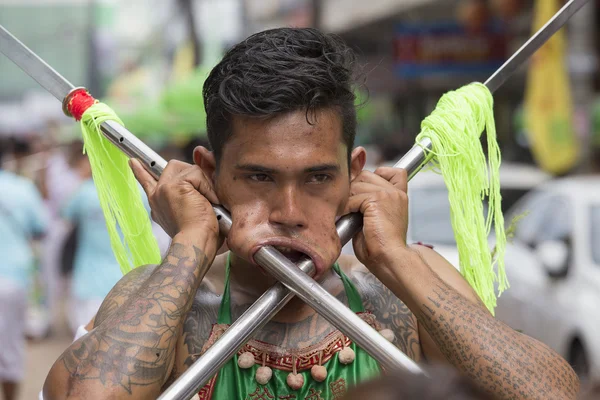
top-left (226, 206), bottom-right (263, 260)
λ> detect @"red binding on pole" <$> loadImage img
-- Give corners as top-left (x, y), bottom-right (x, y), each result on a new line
top-left (65, 88), bottom-right (96, 121)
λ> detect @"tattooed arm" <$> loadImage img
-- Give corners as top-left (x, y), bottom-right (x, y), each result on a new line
top-left (44, 160), bottom-right (222, 399)
top-left (375, 244), bottom-right (579, 399)
top-left (44, 233), bottom-right (217, 399)
top-left (346, 167), bottom-right (579, 399)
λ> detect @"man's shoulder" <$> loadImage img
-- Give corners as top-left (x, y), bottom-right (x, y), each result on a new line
top-left (336, 254), bottom-right (369, 276)
top-left (336, 253), bottom-right (423, 361)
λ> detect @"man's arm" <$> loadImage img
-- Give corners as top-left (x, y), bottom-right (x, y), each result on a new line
top-left (44, 233), bottom-right (216, 400)
top-left (44, 159), bottom-right (222, 400)
top-left (345, 167), bottom-right (579, 400)
top-left (383, 244), bottom-right (579, 399)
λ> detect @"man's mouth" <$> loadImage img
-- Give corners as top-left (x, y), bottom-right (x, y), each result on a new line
top-left (250, 238), bottom-right (325, 276)
top-left (273, 246), bottom-right (309, 263)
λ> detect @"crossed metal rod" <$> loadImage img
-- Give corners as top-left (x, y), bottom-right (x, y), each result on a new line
top-left (0, 1), bottom-right (591, 398)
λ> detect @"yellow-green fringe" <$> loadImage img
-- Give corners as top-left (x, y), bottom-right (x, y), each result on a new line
top-left (79, 102), bottom-right (162, 274)
top-left (416, 82), bottom-right (508, 314)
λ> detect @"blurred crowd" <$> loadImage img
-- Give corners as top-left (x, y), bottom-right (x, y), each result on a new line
top-left (0, 127), bottom-right (221, 332)
top-left (0, 126), bottom-right (211, 399)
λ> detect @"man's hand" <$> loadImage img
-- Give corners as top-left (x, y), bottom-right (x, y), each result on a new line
top-left (344, 167), bottom-right (409, 271)
top-left (130, 159), bottom-right (220, 240)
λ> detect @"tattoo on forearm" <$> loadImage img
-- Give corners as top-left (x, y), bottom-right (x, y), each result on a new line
top-left (417, 282), bottom-right (579, 400)
top-left (350, 270), bottom-right (422, 362)
top-left (60, 242), bottom-right (210, 395)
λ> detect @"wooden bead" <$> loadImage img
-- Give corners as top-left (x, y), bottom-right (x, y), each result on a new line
top-left (286, 372), bottom-right (304, 390)
top-left (310, 365), bottom-right (327, 382)
top-left (237, 352), bottom-right (256, 369)
top-left (338, 347), bottom-right (355, 364)
top-left (379, 328), bottom-right (395, 342)
top-left (256, 366), bottom-right (273, 385)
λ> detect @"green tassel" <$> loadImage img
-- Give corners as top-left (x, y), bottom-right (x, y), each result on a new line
top-left (416, 82), bottom-right (507, 314)
top-left (79, 102), bottom-right (162, 274)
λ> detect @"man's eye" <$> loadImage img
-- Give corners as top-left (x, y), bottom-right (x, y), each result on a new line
top-left (308, 174), bottom-right (331, 184)
top-left (249, 174), bottom-right (272, 182)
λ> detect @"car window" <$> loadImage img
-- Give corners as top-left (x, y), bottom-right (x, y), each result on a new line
top-left (511, 192), bottom-right (570, 245)
top-left (499, 188), bottom-right (529, 214)
top-left (409, 185), bottom-right (536, 247)
top-left (591, 205), bottom-right (600, 265)
top-left (408, 187), bottom-right (456, 246)
top-left (537, 196), bottom-right (571, 242)
top-left (511, 192), bottom-right (553, 245)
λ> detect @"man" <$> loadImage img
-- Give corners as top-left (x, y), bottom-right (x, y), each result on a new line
top-left (44, 28), bottom-right (578, 399)
top-left (0, 139), bottom-right (48, 400)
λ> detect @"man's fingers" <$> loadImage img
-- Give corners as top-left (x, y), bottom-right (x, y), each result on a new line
top-left (374, 167), bottom-right (408, 192)
top-left (343, 193), bottom-right (372, 215)
top-left (353, 170), bottom-right (395, 190)
top-left (350, 181), bottom-right (391, 197)
top-left (161, 159), bottom-right (193, 179)
top-left (178, 166), bottom-right (220, 205)
top-left (129, 158), bottom-right (157, 196)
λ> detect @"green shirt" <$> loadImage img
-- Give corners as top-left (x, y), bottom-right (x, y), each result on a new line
top-left (198, 255), bottom-right (382, 399)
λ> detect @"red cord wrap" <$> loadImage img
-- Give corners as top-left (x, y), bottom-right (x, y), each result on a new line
top-left (67, 89), bottom-right (97, 121)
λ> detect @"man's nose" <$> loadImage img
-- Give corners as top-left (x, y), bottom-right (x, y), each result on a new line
top-left (268, 185), bottom-right (307, 230)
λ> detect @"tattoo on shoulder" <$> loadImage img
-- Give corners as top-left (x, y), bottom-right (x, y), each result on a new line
top-left (182, 286), bottom-right (220, 367)
top-left (94, 264), bottom-right (158, 328)
top-left (60, 242), bottom-right (210, 395)
top-left (349, 269), bottom-right (422, 362)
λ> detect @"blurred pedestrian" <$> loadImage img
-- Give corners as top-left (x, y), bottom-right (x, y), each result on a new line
top-left (60, 150), bottom-right (124, 333)
top-left (0, 142), bottom-right (48, 400)
top-left (59, 145), bottom-right (163, 332)
top-left (38, 140), bottom-right (84, 334)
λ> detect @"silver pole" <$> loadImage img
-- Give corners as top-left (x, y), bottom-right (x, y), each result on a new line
top-left (485, 0), bottom-right (590, 92)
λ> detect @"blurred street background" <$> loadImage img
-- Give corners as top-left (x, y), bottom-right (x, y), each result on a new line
top-left (1, 0), bottom-right (600, 399)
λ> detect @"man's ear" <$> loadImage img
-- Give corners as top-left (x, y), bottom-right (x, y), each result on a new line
top-left (193, 146), bottom-right (217, 181)
top-left (349, 146), bottom-right (367, 181)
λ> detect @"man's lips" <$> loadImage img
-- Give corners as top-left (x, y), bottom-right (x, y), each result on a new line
top-left (250, 239), bottom-right (325, 276)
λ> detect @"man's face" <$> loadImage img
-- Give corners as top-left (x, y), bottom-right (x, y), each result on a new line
top-left (211, 109), bottom-right (364, 278)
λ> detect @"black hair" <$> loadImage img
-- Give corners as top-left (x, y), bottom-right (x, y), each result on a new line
top-left (203, 27), bottom-right (358, 164)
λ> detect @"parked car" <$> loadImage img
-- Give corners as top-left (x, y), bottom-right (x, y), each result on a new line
top-left (404, 162), bottom-right (550, 267)
top-left (494, 176), bottom-right (600, 380)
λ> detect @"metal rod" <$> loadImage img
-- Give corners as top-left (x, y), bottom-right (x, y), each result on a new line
top-left (0, 24), bottom-right (74, 101)
top-left (485, 0), bottom-right (591, 92)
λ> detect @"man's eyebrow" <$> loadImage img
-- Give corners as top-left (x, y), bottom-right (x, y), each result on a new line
top-left (234, 164), bottom-right (277, 173)
top-left (234, 163), bottom-right (340, 174)
top-left (304, 164), bottom-right (340, 173)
